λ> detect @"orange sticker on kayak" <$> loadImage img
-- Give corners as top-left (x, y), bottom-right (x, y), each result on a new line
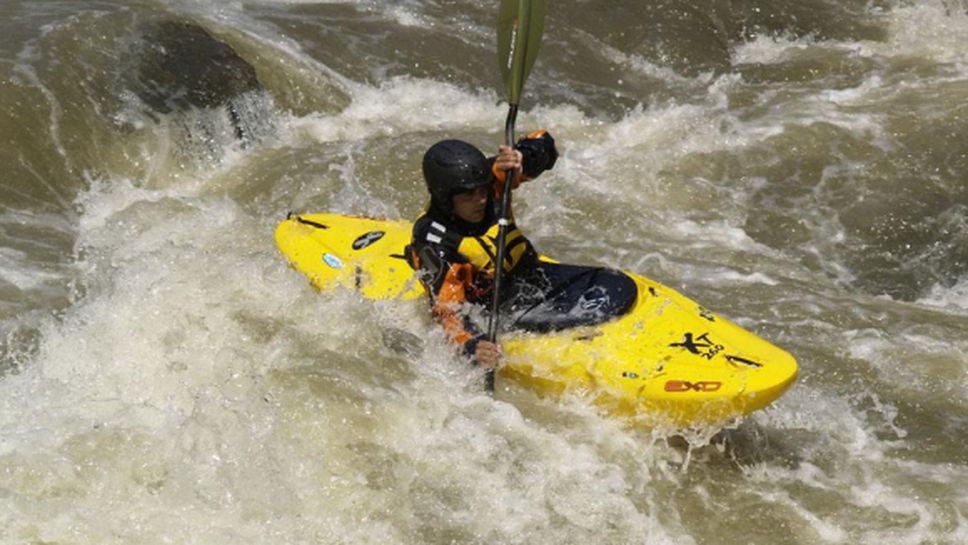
top-left (664, 380), bottom-right (722, 392)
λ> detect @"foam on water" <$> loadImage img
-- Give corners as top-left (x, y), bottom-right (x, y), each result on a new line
top-left (734, 1), bottom-right (968, 69)
top-left (0, 247), bottom-right (61, 293)
top-left (291, 76), bottom-right (507, 143)
top-left (739, 382), bottom-right (968, 544)
top-left (918, 276), bottom-right (968, 311)
top-left (886, 0), bottom-right (968, 67)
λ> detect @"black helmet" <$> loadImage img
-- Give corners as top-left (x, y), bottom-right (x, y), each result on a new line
top-left (422, 139), bottom-right (492, 210)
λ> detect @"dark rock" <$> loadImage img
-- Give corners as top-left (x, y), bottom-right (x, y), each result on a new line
top-left (135, 20), bottom-right (263, 114)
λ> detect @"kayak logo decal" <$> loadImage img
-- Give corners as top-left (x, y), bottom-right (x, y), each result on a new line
top-left (352, 231), bottom-right (385, 250)
top-left (322, 253), bottom-right (344, 269)
top-left (670, 332), bottom-right (724, 360)
top-left (664, 380), bottom-right (722, 393)
top-left (578, 286), bottom-right (608, 311)
top-left (671, 332), bottom-right (765, 367)
top-left (725, 354), bottom-right (764, 368)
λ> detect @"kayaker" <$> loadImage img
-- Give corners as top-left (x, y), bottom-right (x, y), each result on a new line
top-left (407, 133), bottom-right (636, 369)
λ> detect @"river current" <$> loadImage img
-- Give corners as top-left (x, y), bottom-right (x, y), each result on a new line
top-left (1, 1), bottom-right (967, 544)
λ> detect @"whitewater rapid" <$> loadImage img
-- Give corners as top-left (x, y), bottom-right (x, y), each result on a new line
top-left (2, 1), bottom-right (967, 544)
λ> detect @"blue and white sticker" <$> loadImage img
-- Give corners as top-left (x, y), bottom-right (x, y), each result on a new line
top-left (322, 253), bottom-right (344, 269)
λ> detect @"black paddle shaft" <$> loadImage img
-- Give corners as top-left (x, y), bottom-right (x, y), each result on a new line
top-left (484, 104), bottom-right (519, 392)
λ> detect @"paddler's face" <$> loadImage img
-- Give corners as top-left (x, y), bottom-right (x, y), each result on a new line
top-left (452, 185), bottom-right (490, 223)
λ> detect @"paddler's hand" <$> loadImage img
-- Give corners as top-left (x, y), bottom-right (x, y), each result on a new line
top-left (494, 145), bottom-right (523, 178)
top-left (474, 340), bottom-right (503, 370)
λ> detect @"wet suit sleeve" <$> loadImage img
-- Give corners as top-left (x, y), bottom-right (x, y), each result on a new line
top-left (491, 129), bottom-right (559, 192)
top-left (410, 242), bottom-right (486, 360)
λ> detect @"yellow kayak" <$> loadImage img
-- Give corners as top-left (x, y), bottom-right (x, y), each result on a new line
top-left (275, 212), bottom-right (798, 427)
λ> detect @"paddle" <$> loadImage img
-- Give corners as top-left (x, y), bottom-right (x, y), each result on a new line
top-left (485, 0), bottom-right (547, 393)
